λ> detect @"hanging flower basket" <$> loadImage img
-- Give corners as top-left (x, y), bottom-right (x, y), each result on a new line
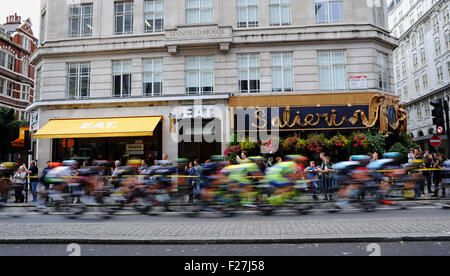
top-left (306, 134), bottom-right (328, 153)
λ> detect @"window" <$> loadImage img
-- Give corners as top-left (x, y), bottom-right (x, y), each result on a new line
top-left (315, 0), bottom-right (343, 24)
top-left (318, 50), bottom-right (346, 90)
top-left (448, 61), bottom-right (450, 78)
top-left (237, 0), bottom-right (258, 27)
top-left (435, 38), bottom-right (442, 56)
top-left (21, 85), bottom-right (30, 101)
top-left (186, 0), bottom-right (213, 24)
top-left (412, 54), bottom-right (418, 71)
top-left (7, 55), bottom-right (14, 71)
top-left (67, 63), bottom-right (90, 99)
top-left (272, 52), bottom-right (293, 92)
top-left (377, 52), bottom-right (389, 91)
top-left (446, 32), bottom-right (450, 50)
top-left (22, 60), bottom-right (29, 78)
top-left (144, 0), bottom-right (164, 33)
top-left (143, 58), bottom-right (162, 96)
top-left (414, 78), bottom-right (420, 93)
top-left (40, 11), bottom-right (46, 44)
top-left (186, 56), bottom-right (214, 95)
top-left (418, 28), bottom-right (424, 43)
top-left (420, 48), bottom-right (426, 65)
top-left (112, 60), bottom-right (131, 98)
top-left (411, 33), bottom-right (416, 49)
top-left (0, 52), bottom-right (5, 68)
top-left (403, 86), bottom-right (408, 99)
top-left (238, 54), bottom-right (260, 93)
top-left (0, 78), bottom-right (5, 95)
top-left (69, 4), bottom-right (93, 37)
top-left (373, 0), bottom-right (384, 26)
top-left (35, 68), bottom-right (41, 102)
top-left (114, 1), bottom-right (133, 35)
top-left (270, 0), bottom-right (291, 26)
top-left (437, 66), bottom-right (444, 82)
top-left (422, 74), bottom-right (428, 89)
top-left (22, 35), bottom-right (31, 52)
top-left (7, 81), bottom-right (13, 97)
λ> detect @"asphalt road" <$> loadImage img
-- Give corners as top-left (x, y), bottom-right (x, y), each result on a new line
top-left (1, 242), bottom-right (449, 256)
top-left (0, 201), bottom-right (448, 224)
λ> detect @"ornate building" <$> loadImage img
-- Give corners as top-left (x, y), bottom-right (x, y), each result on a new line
top-left (389, 0), bottom-right (450, 153)
top-left (0, 13), bottom-right (37, 121)
top-left (29, 0), bottom-right (398, 168)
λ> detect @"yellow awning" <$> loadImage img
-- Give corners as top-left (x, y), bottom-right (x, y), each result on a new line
top-left (33, 116), bottom-right (163, 139)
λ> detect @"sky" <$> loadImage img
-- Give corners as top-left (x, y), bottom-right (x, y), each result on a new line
top-left (0, 0), bottom-right (41, 38)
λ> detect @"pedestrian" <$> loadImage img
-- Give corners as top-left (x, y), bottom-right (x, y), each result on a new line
top-left (372, 152), bottom-right (379, 162)
top-left (25, 161), bottom-right (39, 203)
top-left (423, 152), bottom-right (433, 195)
top-left (40, 161), bottom-right (52, 189)
top-left (185, 161), bottom-right (198, 202)
top-left (320, 156), bottom-right (334, 201)
top-left (414, 148), bottom-right (423, 160)
top-left (13, 165), bottom-right (27, 203)
top-left (111, 160), bottom-right (121, 188)
top-left (237, 151), bottom-right (249, 164)
top-left (305, 161), bottom-right (320, 200)
top-left (408, 149), bottom-right (415, 162)
top-left (162, 154), bottom-right (169, 161)
top-left (138, 160), bottom-right (148, 173)
top-left (433, 154), bottom-right (446, 198)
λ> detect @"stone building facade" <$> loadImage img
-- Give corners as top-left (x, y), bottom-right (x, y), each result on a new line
top-left (29, 0), bottom-right (397, 168)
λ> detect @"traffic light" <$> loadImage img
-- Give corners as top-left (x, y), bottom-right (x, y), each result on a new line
top-left (431, 99), bottom-right (445, 133)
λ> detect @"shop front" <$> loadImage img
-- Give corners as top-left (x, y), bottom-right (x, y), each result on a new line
top-left (34, 116), bottom-right (163, 165)
top-left (230, 92), bottom-right (405, 143)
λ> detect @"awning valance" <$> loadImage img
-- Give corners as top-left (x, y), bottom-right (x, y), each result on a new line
top-left (33, 116), bottom-right (163, 139)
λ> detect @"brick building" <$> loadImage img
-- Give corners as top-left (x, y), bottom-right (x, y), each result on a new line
top-left (0, 13), bottom-right (37, 121)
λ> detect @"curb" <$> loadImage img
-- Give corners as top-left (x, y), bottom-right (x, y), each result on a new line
top-left (0, 235), bottom-right (449, 245)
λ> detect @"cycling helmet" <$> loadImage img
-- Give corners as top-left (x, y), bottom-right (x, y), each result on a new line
top-left (62, 160), bottom-right (79, 167)
top-left (383, 152), bottom-right (401, 159)
top-left (350, 155), bottom-right (371, 163)
top-left (77, 167), bottom-right (99, 176)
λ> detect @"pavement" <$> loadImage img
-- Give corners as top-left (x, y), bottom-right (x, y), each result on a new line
top-left (0, 205), bottom-right (449, 245)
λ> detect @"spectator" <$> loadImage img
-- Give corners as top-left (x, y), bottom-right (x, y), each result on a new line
top-left (408, 149), bottom-right (414, 162)
top-left (13, 165), bottom-right (27, 203)
top-left (185, 162), bottom-right (198, 202)
top-left (138, 160), bottom-right (148, 173)
top-left (237, 151), bottom-right (249, 164)
top-left (414, 148), bottom-right (423, 160)
top-left (305, 161), bottom-right (320, 200)
top-left (423, 152), bottom-right (433, 195)
top-left (40, 161), bottom-right (52, 189)
top-left (372, 152), bottom-right (379, 162)
top-left (25, 161), bottom-right (39, 203)
top-left (433, 154), bottom-right (446, 198)
top-left (320, 156), bottom-right (334, 201)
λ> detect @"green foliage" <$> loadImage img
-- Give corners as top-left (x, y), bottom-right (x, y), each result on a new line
top-left (280, 136), bottom-right (299, 153)
top-left (239, 136), bottom-right (258, 155)
top-left (388, 142), bottom-right (409, 163)
top-left (0, 107), bottom-right (20, 156)
top-left (306, 133), bottom-right (328, 153)
top-left (347, 132), bottom-right (369, 155)
top-left (364, 132), bottom-right (386, 155)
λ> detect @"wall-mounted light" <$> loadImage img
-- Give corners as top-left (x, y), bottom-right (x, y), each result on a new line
top-left (145, 20), bottom-right (152, 28)
top-left (87, 24), bottom-right (93, 30)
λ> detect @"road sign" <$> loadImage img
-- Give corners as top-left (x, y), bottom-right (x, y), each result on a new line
top-left (437, 126), bottom-right (444, 134)
top-left (430, 135), bottom-right (441, 147)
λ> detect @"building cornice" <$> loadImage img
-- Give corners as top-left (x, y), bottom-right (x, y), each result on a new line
top-left (25, 94), bottom-right (230, 112)
top-left (405, 83), bottom-right (450, 106)
top-left (30, 24), bottom-right (397, 65)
